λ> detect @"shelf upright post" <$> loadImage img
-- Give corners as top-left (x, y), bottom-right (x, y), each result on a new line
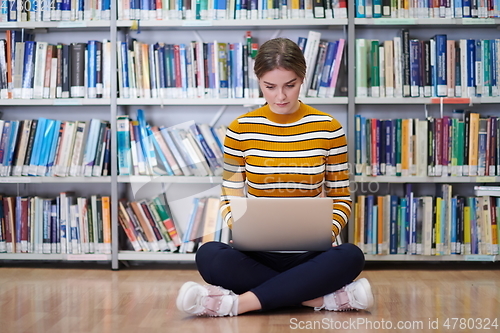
top-left (110, 0), bottom-right (119, 270)
top-left (347, 0), bottom-right (356, 245)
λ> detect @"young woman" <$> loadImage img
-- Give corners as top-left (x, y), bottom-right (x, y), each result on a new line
top-left (176, 37), bottom-right (373, 317)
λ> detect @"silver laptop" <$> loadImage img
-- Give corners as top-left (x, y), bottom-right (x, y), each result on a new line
top-left (230, 197), bottom-right (333, 252)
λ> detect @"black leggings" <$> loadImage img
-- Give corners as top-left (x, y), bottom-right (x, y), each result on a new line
top-left (195, 242), bottom-right (365, 311)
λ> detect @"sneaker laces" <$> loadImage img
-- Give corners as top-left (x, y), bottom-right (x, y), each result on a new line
top-left (314, 286), bottom-right (356, 312)
top-left (198, 285), bottom-right (237, 317)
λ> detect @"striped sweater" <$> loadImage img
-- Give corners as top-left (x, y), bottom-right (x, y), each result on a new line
top-left (220, 102), bottom-right (352, 240)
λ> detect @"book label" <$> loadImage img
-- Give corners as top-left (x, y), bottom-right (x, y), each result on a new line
top-left (373, 18), bottom-right (416, 25)
top-left (464, 255), bottom-right (496, 262)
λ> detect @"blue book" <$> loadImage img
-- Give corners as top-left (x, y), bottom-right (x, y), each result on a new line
top-left (454, 0), bottom-right (463, 17)
top-left (373, 0), bottom-right (382, 17)
top-left (179, 43), bottom-right (188, 98)
top-left (87, 41), bottom-right (98, 99)
top-left (21, 41), bottom-right (36, 99)
top-left (189, 123), bottom-right (223, 176)
top-left (61, 0), bottom-right (71, 20)
top-left (82, 119), bottom-right (102, 177)
top-left (317, 41), bottom-right (338, 98)
top-left (148, 127), bottom-right (173, 176)
top-left (384, 119), bottom-right (392, 176)
top-left (50, 202), bottom-right (58, 253)
top-left (8, 0), bottom-right (17, 21)
top-left (45, 120), bottom-right (62, 176)
top-left (37, 119), bottom-right (57, 176)
top-left (410, 39), bottom-right (421, 97)
top-left (155, 43), bottom-right (166, 96)
top-left (371, 204), bottom-right (378, 254)
top-left (136, 109), bottom-right (159, 174)
top-left (180, 198), bottom-right (200, 253)
top-left (475, 40), bottom-right (483, 97)
top-left (102, 0), bottom-right (111, 19)
top-left (463, 0), bottom-right (471, 17)
top-left (28, 118), bottom-right (47, 176)
top-left (297, 37), bottom-right (307, 52)
top-left (389, 195), bottom-right (399, 254)
top-left (116, 116), bottom-right (131, 176)
top-left (168, 128), bottom-right (201, 176)
top-left (482, 40), bottom-right (490, 97)
top-left (450, 197), bottom-right (458, 254)
top-left (42, 199), bottom-right (51, 253)
top-left (355, 115), bottom-right (362, 175)
top-left (466, 39), bottom-right (476, 97)
top-left (159, 126), bottom-right (191, 176)
top-left (410, 197), bottom-right (418, 255)
top-left (469, 197), bottom-right (478, 254)
top-left (365, 195), bottom-right (374, 253)
top-left (232, 42), bottom-right (244, 98)
top-left (434, 34), bottom-right (447, 97)
top-left (5, 121), bottom-right (19, 174)
top-left (0, 120), bottom-right (12, 173)
top-left (398, 198), bottom-right (407, 254)
top-left (120, 42), bottom-right (130, 98)
top-left (491, 40), bottom-right (498, 97)
top-left (355, 0), bottom-right (365, 17)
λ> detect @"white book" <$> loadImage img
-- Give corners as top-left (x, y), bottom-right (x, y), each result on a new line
top-left (300, 31), bottom-right (322, 98)
top-left (182, 131), bottom-right (212, 176)
top-left (69, 204), bottom-right (81, 254)
top-left (33, 42), bottom-right (48, 99)
top-left (385, 40), bottom-right (394, 97)
top-left (69, 121), bottom-right (89, 177)
top-left (198, 123), bottom-right (224, 167)
top-left (13, 42), bottom-right (25, 99)
top-left (49, 54), bottom-right (58, 99)
top-left (102, 40), bottom-right (111, 99)
top-left (393, 37), bottom-right (403, 98)
top-left (55, 121), bottom-right (77, 177)
top-left (82, 119), bottom-right (102, 177)
top-left (12, 120), bottom-right (32, 177)
top-left (77, 197), bottom-right (90, 254)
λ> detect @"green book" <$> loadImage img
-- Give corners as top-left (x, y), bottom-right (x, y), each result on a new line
top-left (370, 40), bottom-right (380, 97)
top-left (356, 39), bottom-right (368, 97)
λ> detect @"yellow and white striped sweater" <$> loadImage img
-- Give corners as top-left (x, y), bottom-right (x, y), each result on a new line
top-left (220, 102), bottom-right (352, 240)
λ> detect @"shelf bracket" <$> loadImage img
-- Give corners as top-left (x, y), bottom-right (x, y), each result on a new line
top-left (210, 105), bottom-right (228, 127)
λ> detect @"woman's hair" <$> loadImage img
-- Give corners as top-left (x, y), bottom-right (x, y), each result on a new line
top-left (254, 37), bottom-right (306, 80)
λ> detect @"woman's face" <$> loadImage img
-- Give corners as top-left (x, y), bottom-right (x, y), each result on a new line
top-left (258, 67), bottom-right (303, 115)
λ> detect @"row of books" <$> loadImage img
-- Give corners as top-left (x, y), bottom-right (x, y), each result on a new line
top-left (355, 0), bottom-right (500, 18)
top-left (0, 31), bottom-right (112, 99)
top-left (0, 193), bottom-right (111, 254)
top-left (354, 184), bottom-right (500, 256)
top-left (356, 32), bottom-right (500, 98)
top-left (117, 0), bottom-right (348, 21)
top-left (355, 112), bottom-right (500, 177)
top-left (0, 118), bottom-right (111, 177)
top-left (0, 0), bottom-right (111, 22)
top-left (117, 110), bottom-right (226, 177)
top-left (117, 32), bottom-right (260, 99)
top-left (179, 196), bottom-right (229, 253)
top-left (298, 31), bottom-right (346, 98)
top-left (118, 194), bottom-right (182, 252)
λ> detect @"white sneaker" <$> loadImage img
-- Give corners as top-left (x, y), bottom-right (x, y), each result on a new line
top-left (318, 278), bottom-right (374, 311)
top-left (176, 281), bottom-right (239, 317)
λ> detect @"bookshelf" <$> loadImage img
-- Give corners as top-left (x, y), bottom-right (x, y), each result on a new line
top-left (1, 1), bottom-right (500, 269)
top-left (350, 1), bottom-right (500, 261)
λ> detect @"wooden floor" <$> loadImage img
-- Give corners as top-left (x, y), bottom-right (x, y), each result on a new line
top-left (1, 262), bottom-right (499, 333)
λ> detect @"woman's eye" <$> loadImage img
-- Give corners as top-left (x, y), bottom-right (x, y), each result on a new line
top-left (266, 86), bottom-right (274, 89)
top-left (287, 85), bottom-right (295, 88)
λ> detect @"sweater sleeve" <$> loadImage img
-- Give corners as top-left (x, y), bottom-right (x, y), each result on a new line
top-left (219, 119), bottom-right (246, 229)
top-left (325, 119), bottom-right (352, 240)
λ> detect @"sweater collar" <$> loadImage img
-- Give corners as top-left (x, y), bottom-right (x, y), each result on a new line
top-left (262, 102), bottom-right (307, 124)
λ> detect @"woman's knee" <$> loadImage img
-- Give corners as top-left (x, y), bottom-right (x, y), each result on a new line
top-left (195, 241), bottom-right (231, 282)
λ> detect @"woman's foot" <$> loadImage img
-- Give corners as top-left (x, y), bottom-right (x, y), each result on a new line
top-left (317, 278), bottom-right (374, 311)
top-left (176, 281), bottom-right (239, 317)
